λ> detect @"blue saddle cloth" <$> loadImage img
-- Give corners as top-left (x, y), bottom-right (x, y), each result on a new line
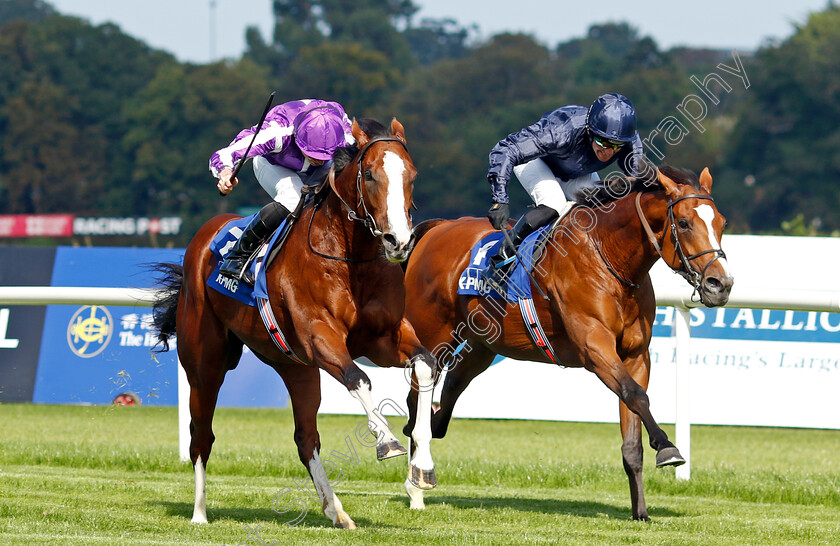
top-left (206, 213), bottom-right (288, 306)
top-left (456, 225), bottom-right (550, 303)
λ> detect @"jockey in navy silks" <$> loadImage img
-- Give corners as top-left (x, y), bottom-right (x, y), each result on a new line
top-left (485, 93), bottom-right (644, 271)
top-left (210, 99), bottom-right (354, 285)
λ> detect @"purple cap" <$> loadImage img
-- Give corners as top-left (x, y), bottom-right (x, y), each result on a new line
top-left (294, 108), bottom-right (347, 161)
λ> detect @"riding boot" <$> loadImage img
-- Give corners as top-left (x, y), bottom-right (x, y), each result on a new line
top-left (219, 201), bottom-right (290, 286)
top-left (488, 204), bottom-right (560, 273)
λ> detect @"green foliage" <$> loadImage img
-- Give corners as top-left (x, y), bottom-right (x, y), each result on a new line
top-left (1, 2), bottom-right (837, 242)
top-left (720, 5), bottom-right (840, 233)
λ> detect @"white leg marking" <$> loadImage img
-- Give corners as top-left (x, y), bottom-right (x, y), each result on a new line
top-left (404, 478), bottom-right (426, 510)
top-left (410, 356), bottom-right (435, 471)
top-left (382, 150), bottom-right (412, 246)
top-left (349, 382), bottom-right (400, 446)
top-left (191, 455), bottom-right (208, 524)
top-left (695, 204), bottom-right (732, 276)
top-left (308, 450), bottom-right (355, 528)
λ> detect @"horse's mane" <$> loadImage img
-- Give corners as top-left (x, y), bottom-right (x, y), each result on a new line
top-left (332, 118), bottom-right (390, 172)
top-left (657, 165), bottom-right (702, 191)
top-left (581, 163), bottom-right (702, 207)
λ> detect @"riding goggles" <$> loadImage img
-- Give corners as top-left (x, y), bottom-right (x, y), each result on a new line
top-left (591, 134), bottom-right (626, 151)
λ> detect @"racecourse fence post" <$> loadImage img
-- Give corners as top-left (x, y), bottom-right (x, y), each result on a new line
top-left (674, 306), bottom-right (692, 480)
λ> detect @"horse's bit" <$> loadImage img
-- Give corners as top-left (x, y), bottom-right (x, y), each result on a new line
top-left (635, 192), bottom-right (727, 297)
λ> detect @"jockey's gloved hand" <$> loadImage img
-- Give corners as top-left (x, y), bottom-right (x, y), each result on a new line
top-left (487, 202), bottom-right (510, 230)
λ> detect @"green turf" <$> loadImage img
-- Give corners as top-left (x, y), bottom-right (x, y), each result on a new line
top-left (0, 404), bottom-right (837, 545)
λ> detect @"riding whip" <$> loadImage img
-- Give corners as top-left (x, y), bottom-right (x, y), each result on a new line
top-left (220, 91), bottom-right (276, 196)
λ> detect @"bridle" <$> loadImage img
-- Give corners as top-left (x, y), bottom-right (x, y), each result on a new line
top-left (635, 191), bottom-right (727, 297)
top-left (308, 136), bottom-right (409, 263)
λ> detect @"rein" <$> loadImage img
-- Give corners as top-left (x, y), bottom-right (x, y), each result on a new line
top-left (634, 192), bottom-right (727, 297)
top-left (307, 136), bottom-right (408, 263)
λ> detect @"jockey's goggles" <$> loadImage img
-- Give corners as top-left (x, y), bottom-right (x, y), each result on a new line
top-left (591, 134), bottom-right (626, 151)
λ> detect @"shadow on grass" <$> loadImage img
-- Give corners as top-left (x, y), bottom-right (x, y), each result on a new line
top-left (394, 494), bottom-right (681, 520)
top-left (153, 500), bottom-right (386, 529)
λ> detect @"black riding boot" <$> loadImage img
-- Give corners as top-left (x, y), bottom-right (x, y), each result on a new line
top-left (489, 204), bottom-right (560, 271)
top-left (219, 201), bottom-right (290, 286)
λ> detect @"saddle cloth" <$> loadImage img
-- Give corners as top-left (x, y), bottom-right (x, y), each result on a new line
top-left (456, 224), bottom-right (552, 303)
top-left (206, 213), bottom-right (289, 306)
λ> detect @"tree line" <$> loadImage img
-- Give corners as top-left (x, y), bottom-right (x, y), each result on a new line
top-left (1, 0), bottom-right (838, 245)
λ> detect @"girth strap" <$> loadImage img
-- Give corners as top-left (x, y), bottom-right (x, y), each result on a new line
top-left (257, 297), bottom-right (309, 366)
top-left (518, 297), bottom-right (559, 365)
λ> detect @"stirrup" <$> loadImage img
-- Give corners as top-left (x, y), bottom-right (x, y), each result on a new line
top-left (219, 255), bottom-right (255, 286)
top-left (480, 264), bottom-right (509, 299)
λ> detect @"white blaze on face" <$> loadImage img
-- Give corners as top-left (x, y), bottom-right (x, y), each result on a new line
top-left (382, 150), bottom-right (412, 246)
top-left (695, 204), bottom-right (732, 277)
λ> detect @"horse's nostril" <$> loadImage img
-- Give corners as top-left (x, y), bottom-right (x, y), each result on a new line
top-left (704, 277), bottom-right (722, 292)
top-left (382, 233), bottom-right (398, 248)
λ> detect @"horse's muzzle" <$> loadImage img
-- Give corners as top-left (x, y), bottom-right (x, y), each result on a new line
top-left (382, 231), bottom-right (416, 263)
top-left (700, 273), bottom-right (734, 307)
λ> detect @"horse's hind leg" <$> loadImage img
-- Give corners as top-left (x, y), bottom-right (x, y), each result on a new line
top-left (278, 363), bottom-right (355, 529)
top-left (178, 316), bottom-right (240, 523)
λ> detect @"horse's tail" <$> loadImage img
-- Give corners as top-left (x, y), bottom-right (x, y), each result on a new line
top-left (403, 219), bottom-right (445, 273)
top-left (149, 262), bottom-right (183, 353)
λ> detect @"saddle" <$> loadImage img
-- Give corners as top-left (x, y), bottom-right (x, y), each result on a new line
top-left (456, 217), bottom-right (561, 303)
top-left (206, 181), bottom-right (326, 306)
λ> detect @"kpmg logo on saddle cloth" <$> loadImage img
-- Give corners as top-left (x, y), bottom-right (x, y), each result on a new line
top-left (67, 305), bottom-right (113, 358)
top-left (456, 226), bottom-right (549, 303)
top-left (206, 213), bottom-right (288, 306)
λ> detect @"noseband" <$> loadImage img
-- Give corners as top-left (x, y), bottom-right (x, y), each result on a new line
top-left (635, 192), bottom-right (727, 297)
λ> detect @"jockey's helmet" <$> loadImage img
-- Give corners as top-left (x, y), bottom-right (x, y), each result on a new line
top-left (294, 107), bottom-right (346, 161)
top-left (587, 93), bottom-right (637, 143)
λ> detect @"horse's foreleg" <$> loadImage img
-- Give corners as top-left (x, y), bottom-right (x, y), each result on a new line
top-left (390, 319), bottom-right (442, 494)
top-left (584, 329), bottom-right (683, 467)
top-left (404, 341), bottom-right (496, 509)
top-left (309, 323), bottom-right (406, 460)
top-left (280, 364), bottom-right (355, 529)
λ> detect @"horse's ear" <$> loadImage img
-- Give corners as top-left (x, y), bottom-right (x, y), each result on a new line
top-left (699, 167), bottom-right (713, 193)
top-left (657, 169), bottom-right (680, 197)
top-left (390, 117), bottom-right (407, 144)
top-left (351, 119), bottom-right (369, 148)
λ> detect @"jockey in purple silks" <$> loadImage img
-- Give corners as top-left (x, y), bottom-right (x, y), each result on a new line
top-left (210, 98), bottom-right (354, 285)
top-left (485, 93), bottom-right (645, 272)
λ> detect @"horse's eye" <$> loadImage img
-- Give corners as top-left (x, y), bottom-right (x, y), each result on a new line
top-left (364, 170), bottom-right (373, 181)
top-left (678, 218), bottom-right (690, 230)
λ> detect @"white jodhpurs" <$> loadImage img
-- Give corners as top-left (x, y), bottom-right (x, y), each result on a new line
top-left (513, 158), bottom-right (600, 219)
top-left (253, 156), bottom-right (306, 211)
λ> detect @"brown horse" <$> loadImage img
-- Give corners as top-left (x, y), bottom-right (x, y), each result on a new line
top-left (151, 118), bottom-right (439, 529)
top-left (401, 165), bottom-right (733, 520)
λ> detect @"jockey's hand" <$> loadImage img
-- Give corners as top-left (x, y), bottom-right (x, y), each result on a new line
top-left (487, 202), bottom-right (510, 230)
top-left (217, 168), bottom-right (239, 195)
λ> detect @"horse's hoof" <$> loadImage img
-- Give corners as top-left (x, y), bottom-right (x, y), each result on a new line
top-left (656, 446), bottom-right (686, 467)
top-left (409, 464), bottom-right (437, 490)
top-left (334, 518), bottom-right (357, 529)
top-left (376, 440), bottom-right (407, 460)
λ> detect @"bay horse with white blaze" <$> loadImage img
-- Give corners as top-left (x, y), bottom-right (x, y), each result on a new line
top-left (151, 118), bottom-right (439, 529)
top-left (401, 165), bottom-right (733, 520)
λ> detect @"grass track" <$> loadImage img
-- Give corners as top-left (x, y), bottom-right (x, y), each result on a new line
top-left (0, 404), bottom-right (838, 545)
